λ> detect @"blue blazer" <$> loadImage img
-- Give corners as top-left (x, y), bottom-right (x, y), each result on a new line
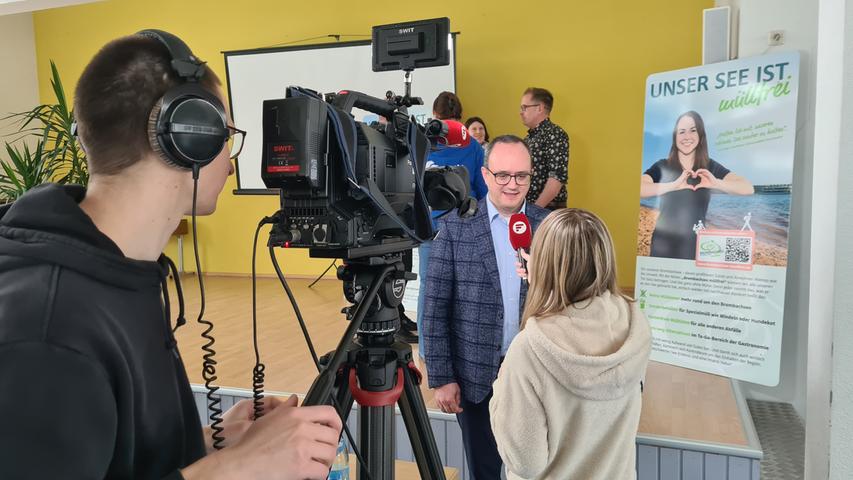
top-left (422, 198), bottom-right (549, 404)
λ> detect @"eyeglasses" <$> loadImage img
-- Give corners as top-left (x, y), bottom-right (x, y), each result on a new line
top-left (226, 125), bottom-right (246, 159)
top-left (519, 103), bottom-right (541, 113)
top-left (485, 167), bottom-right (532, 186)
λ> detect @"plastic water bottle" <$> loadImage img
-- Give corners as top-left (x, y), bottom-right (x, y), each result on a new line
top-left (327, 436), bottom-right (350, 480)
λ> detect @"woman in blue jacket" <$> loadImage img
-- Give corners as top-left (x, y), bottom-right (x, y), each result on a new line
top-left (415, 92), bottom-right (487, 358)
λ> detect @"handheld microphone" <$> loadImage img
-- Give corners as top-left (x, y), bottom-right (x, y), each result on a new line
top-left (425, 119), bottom-right (471, 147)
top-left (509, 213), bottom-right (532, 280)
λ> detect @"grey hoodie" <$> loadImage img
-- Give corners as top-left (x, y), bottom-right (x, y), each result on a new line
top-left (490, 291), bottom-right (651, 479)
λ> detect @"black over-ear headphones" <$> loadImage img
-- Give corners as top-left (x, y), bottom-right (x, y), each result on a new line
top-left (139, 29), bottom-right (228, 172)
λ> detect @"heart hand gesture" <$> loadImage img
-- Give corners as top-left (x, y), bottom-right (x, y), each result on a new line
top-left (693, 168), bottom-right (719, 190)
top-left (669, 169), bottom-right (695, 193)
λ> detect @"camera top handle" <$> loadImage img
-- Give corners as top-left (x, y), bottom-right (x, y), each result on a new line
top-left (330, 90), bottom-right (399, 118)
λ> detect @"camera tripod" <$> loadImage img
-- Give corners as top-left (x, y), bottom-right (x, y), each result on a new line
top-left (301, 254), bottom-right (446, 480)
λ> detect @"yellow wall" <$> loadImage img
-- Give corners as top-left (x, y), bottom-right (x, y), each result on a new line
top-left (32, 0), bottom-right (711, 286)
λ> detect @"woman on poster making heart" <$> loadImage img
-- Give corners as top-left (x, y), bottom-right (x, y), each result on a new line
top-left (640, 110), bottom-right (754, 260)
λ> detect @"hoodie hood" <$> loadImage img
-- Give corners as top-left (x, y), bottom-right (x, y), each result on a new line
top-left (0, 183), bottom-right (165, 290)
top-left (524, 291), bottom-right (651, 401)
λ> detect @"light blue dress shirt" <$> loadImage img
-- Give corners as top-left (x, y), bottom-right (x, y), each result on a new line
top-left (485, 196), bottom-right (525, 355)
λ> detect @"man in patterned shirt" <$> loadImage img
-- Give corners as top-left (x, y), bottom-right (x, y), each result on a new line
top-left (520, 87), bottom-right (570, 209)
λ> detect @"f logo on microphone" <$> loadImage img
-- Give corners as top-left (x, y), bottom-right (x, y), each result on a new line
top-left (509, 212), bottom-right (532, 251)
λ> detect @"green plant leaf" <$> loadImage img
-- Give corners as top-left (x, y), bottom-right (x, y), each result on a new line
top-left (2, 61), bottom-right (87, 192)
top-left (2, 145), bottom-right (25, 194)
top-left (50, 61), bottom-right (70, 120)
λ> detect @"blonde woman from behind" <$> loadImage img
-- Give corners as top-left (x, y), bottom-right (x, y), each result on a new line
top-left (489, 209), bottom-right (651, 479)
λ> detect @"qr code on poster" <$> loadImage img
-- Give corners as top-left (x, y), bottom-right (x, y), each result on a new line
top-left (725, 237), bottom-right (753, 263)
top-left (695, 229), bottom-right (755, 270)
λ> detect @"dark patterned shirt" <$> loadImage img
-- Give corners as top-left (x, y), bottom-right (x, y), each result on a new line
top-left (524, 118), bottom-right (569, 204)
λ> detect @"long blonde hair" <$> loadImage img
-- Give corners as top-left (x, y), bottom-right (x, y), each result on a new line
top-left (521, 209), bottom-right (628, 328)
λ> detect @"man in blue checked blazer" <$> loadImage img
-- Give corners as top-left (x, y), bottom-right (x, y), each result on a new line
top-left (422, 135), bottom-right (550, 479)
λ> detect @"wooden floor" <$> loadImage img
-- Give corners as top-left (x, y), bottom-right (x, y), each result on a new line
top-left (171, 275), bottom-right (747, 447)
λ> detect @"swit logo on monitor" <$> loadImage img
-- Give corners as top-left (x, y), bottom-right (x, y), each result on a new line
top-left (273, 144), bottom-right (295, 153)
top-left (398, 28), bottom-right (415, 34)
top-left (512, 221), bottom-right (528, 235)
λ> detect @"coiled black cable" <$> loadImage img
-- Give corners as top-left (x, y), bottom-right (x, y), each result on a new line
top-left (250, 218), bottom-right (267, 420)
top-left (191, 167), bottom-right (224, 450)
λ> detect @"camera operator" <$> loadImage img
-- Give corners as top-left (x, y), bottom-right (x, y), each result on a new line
top-left (0, 32), bottom-right (341, 479)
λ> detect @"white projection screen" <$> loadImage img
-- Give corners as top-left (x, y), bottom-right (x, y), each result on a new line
top-left (224, 38), bottom-right (457, 192)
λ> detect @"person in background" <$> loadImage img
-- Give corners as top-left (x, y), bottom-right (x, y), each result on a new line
top-left (423, 135), bottom-right (548, 479)
top-left (520, 87), bottom-right (569, 210)
top-left (412, 92), bottom-right (488, 358)
top-left (0, 31), bottom-right (341, 480)
top-left (490, 208), bottom-right (651, 480)
top-left (465, 116), bottom-right (490, 146)
top-left (433, 90), bottom-right (463, 122)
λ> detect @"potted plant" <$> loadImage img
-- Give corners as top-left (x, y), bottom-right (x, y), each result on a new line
top-left (1, 61), bottom-right (87, 203)
top-left (1, 130), bottom-right (61, 201)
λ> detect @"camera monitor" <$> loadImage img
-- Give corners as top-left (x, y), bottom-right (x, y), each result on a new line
top-left (372, 17), bottom-right (450, 72)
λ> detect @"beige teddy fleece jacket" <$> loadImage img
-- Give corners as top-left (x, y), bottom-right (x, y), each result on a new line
top-left (489, 291), bottom-right (651, 479)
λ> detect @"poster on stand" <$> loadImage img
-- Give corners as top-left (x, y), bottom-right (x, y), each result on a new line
top-left (636, 52), bottom-right (799, 386)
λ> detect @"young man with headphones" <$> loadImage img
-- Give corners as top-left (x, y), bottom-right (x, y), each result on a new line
top-left (0, 31), bottom-right (341, 479)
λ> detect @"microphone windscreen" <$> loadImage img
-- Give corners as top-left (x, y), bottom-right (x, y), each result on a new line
top-left (441, 120), bottom-right (471, 147)
top-left (509, 213), bottom-right (532, 250)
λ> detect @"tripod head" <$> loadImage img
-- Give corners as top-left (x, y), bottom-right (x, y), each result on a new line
top-left (339, 254), bottom-right (415, 338)
top-left (302, 255), bottom-right (412, 407)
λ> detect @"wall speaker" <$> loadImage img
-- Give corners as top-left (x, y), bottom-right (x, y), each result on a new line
top-left (703, 6), bottom-right (732, 64)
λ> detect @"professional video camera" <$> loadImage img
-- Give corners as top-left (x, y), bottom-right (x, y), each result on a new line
top-left (256, 18), bottom-right (469, 480)
top-left (261, 88), bottom-right (474, 258)
top-left (260, 20), bottom-right (473, 260)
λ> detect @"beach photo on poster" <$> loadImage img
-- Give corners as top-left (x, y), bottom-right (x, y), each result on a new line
top-left (637, 64), bottom-right (796, 268)
top-left (638, 192), bottom-right (790, 267)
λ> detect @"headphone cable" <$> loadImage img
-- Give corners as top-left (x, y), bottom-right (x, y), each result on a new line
top-left (191, 165), bottom-right (225, 449)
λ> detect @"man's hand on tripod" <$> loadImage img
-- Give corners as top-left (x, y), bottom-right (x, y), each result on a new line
top-left (434, 382), bottom-right (464, 414)
top-left (181, 395), bottom-right (343, 480)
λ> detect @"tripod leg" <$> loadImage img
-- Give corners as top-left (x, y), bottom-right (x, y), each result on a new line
top-left (329, 365), bottom-right (356, 428)
top-left (398, 366), bottom-right (447, 480)
top-left (360, 405), bottom-right (396, 480)
top-left (331, 363), bottom-right (381, 479)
